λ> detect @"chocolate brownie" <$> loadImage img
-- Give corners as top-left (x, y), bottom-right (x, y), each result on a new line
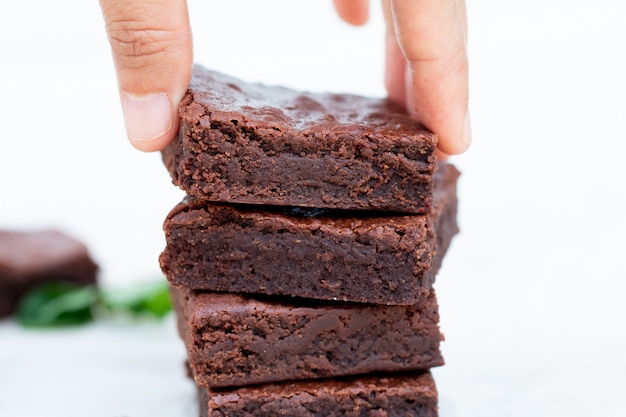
top-left (161, 65), bottom-right (438, 213)
top-left (160, 163), bottom-right (459, 305)
top-left (172, 287), bottom-right (443, 388)
top-left (200, 372), bottom-right (438, 417)
top-left (0, 229), bottom-right (98, 317)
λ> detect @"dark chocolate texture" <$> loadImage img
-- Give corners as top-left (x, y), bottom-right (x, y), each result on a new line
top-left (162, 65), bottom-right (438, 213)
top-left (199, 372), bottom-right (438, 417)
top-left (160, 164), bottom-right (459, 305)
top-left (172, 287), bottom-right (443, 388)
top-left (0, 229), bottom-right (98, 317)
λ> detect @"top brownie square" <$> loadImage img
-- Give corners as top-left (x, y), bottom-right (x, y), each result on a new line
top-left (162, 65), bottom-right (438, 213)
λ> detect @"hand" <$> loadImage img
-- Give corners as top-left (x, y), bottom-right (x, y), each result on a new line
top-left (334, 0), bottom-right (471, 156)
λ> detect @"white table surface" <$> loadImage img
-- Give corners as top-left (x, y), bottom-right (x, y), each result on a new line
top-left (1, 1), bottom-right (625, 416)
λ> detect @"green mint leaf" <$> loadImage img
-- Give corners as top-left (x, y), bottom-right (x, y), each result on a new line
top-left (101, 280), bottom-right (172, 319)
top-left (16, 282), bottom-right (98, 327)
top-left (16, 279), bottom-right (172, 328)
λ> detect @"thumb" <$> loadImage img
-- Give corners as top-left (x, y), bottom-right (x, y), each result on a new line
top-left (99, 0), bottom-right (193, 151)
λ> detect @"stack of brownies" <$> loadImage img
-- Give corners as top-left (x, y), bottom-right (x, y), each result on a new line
top-left (159, 66), bottom-right (460, 417)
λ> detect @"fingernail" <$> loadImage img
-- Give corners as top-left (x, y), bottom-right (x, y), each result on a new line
top-left (461, 111), bottom-right (472, 149)
top-left (122, 93), bottom-right (172, 143)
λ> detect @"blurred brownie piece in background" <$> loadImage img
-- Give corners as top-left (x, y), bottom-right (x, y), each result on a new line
top-left (0, 229), bottom-right (98, 317)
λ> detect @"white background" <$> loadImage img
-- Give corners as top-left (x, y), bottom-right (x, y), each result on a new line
top-left (1, 1), bottom-right (625, 416)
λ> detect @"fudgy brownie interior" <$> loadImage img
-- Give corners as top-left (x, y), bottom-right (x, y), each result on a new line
top-left (199, 371), bottom-right (438, 417)
top-left (173, 287), bottom-right (444, 388)
top-left (160, 163), bottom-right (459, 305)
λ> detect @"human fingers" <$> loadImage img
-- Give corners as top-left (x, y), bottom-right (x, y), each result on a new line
top-left (332, 0), bottom-right (370, 26)
top-left (388, 0), bottom-right (470, 155)
top-left (99, 0), bottom-right (193, 152)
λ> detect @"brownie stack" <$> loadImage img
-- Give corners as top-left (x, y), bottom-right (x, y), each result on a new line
top-left (159, 66), bottom-right (459, 417)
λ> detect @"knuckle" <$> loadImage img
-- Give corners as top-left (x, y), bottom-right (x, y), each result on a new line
top-left (408, 42), bottom-right (467, 85)
top-left (106, 19), bottom-right (180, 69)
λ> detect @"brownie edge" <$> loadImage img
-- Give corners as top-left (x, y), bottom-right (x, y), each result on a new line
top-left (162, 65), bottom-right (437, 213)
top-left (200, 372), bottom-right (438, 417)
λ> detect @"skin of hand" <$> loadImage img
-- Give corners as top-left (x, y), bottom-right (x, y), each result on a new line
top-left (99, 0), bottom-right (193, 152)
top-left (99, 0), bottom-right (470, 155)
